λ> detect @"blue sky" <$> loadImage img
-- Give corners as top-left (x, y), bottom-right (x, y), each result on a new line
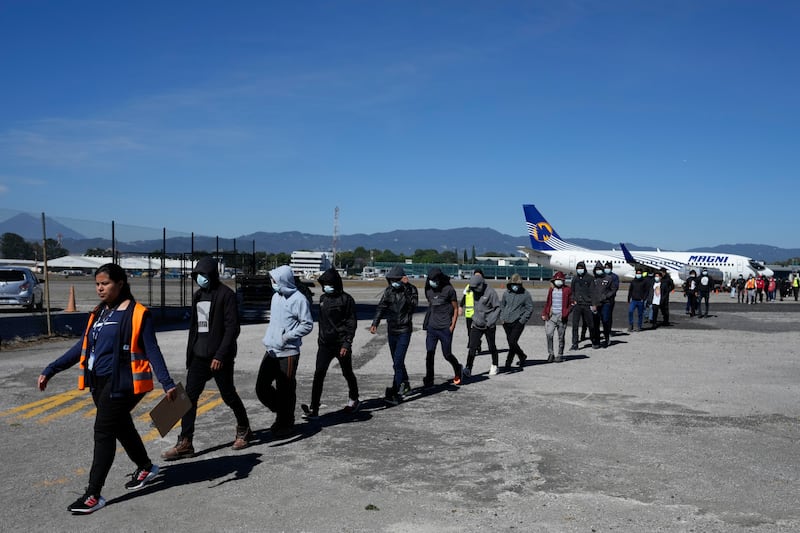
top-left (1, 1), bottom-right (797, 250)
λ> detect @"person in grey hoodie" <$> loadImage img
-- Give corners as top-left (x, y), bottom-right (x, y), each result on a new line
top-left (499, 273), bottom-right (533, 370)
top-left (255, 265), bottom-right (314, 437)
top-left (464, 273), bottom-right (501, 377)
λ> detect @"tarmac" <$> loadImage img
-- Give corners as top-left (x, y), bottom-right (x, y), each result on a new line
top-left (1, 286), bottom-right (799, 532)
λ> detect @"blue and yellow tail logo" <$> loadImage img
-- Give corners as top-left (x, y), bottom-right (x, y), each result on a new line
top-left (530, 221), bottom-right (554, 242)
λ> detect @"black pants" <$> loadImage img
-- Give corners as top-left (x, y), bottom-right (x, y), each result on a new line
top-left (465, 326), bottom-right (498, 370)
top-left (255, 353), bottom-right (299, 428)
top-left (572, 305), bottom-right (596, 346)
top-left (465, 316), bottom-right (481, 348)
top-left (181, 356), bottom-right (249, 439)
top-left (88, 375), bottom-right (148, 495)
top-left (310, 343), bottom-right (359, 410)
top-left (502, 321), bottom-right (527, 366)
top-left (425, 328), bottom-right (461, 381)
top-left (661, 299), bottom-right (671, 324)
top-left (698, 292), bottom-right (710, 316)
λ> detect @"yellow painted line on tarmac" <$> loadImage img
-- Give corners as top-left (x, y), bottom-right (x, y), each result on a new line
top-left (0, 389), bottom-right (86, 421)
top-left (36, 397), bottom-right (95, 424)
top-left (35, 468), bottom-right (87, 489)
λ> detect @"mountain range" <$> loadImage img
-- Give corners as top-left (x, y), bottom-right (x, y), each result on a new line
top-left (1, 212), bottom-right (797, 263)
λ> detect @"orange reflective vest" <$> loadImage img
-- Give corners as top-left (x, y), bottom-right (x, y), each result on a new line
top-left (78, 302), bottom-right (154, 394)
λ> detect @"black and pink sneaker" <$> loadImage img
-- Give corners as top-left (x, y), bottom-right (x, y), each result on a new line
top-left (68, 493), bottom-right (106, 514)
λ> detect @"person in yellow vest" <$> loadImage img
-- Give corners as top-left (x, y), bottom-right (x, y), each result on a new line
top-left (38, 263), bottom-right (176, 514)
top-left (793, 273), bottom-right (800, 301)
top-left (459, 269), bottom-right (484, 352)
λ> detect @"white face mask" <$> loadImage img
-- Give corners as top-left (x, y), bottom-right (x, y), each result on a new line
top-left (576, 268), bottom-right (585, 275)
top-left (272, 283), bottom-right (280, 293)
top-left (196, 274), bottom-right (210, 289)
top-left (554, 280), bottom-right (564, 288)
top-left (323, 285), bottom-right (335, 294)
top-left (654, 276), bottom-right (661, 282)
top-left (429, 280), bottom-right (438, 288)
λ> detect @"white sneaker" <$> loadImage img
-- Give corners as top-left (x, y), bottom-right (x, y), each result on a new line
top-left (489, 364), bottom-right (498, 376)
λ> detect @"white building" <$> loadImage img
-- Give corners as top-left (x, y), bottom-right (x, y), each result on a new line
top-left (289, 251), bottom-right (332, 279)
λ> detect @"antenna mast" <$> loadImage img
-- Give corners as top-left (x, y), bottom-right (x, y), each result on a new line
top-left (332, 206), bottom-right (339, 268)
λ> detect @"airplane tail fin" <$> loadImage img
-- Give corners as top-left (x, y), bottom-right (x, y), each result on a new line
top-left (619, 242), bottom-right (636, 263)
top-left (522, 204), bottom-right (585, 252)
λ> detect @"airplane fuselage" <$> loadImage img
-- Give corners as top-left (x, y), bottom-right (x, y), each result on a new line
top-left (537, 249), bottom-right (772, 283)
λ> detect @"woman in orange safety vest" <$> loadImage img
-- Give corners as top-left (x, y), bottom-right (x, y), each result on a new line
top-left (38, 263), bottom-right (176, 514)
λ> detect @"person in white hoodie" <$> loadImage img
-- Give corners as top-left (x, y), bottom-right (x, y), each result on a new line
top-left (255, 265), bottom-right (313, 437)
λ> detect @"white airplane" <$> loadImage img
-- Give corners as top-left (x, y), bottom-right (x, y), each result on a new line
top-left (522, 204), bottom-right (773, 283)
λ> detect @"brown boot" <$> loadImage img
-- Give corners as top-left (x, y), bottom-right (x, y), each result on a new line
top-left (161, 436), bottom-right (194, 461)
top-left (232, 426), bottom-right (252, 450)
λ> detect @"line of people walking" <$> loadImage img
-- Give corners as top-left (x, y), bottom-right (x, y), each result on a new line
top-left (37, 259), bottom-right (682, 515)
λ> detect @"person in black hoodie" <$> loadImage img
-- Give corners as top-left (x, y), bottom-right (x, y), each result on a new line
top-left (570, 261), bottom-right (596, 350)
top-left (162, 256), bottom-right (251, 461)
top-left (301, 268), bottom-right (360, 419)
top-left (370, 265), bottom-right (417, 405)
top-left (422, 267), bottom-right (463, 387)
top-left (627, 267), bottom-right (649, 332)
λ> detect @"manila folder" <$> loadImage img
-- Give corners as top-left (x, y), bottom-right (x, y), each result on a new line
top-left (149, 382), bottom-right (191, 437)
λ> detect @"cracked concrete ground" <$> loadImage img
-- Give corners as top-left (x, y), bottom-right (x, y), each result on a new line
top-left (1, 287), bottom-right (798, 532)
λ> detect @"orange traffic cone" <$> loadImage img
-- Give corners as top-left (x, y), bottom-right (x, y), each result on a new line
top-left (66, 285), bottom-right (77, 312)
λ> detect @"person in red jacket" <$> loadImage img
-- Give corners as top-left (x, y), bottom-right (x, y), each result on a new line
top-left (541, 271), bottom-right (573, 362)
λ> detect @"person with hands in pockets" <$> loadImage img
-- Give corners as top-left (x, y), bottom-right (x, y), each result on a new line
top-left (255, 265), bottom-right (314, 437)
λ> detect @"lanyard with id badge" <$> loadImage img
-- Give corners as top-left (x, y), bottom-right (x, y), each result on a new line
top-left (88, 306), bottom-right (117, 371)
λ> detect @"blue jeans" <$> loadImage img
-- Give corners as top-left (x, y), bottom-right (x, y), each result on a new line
top-left (388, 332), bottom-right (411, 392)
top-left (628, 300), bottom-right (644, 329)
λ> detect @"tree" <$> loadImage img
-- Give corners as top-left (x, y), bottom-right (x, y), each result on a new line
top-left (463, 249), bottom-right (468, 264)
top-left (440, 250), bottom-right (458, 264)
top-left (31, 239), bottom-right (69, 260)
top-left (336, 250), bottom-right (355, 272)
top-left (471, 245), bottom-right (476, 264)
top-left (85, 247), bottom-right (112, 256)
top-left (1, 232), bottom-right (34, 260)
top-left (375, 249), bottom-right (402, 263)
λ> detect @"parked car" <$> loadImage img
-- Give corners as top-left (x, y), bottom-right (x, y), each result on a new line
top-left (0, 267), bottom-right (44, 310)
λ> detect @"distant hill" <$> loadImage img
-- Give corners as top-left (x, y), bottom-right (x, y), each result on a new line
top-left (0, 213), bottom-right (86, 241)
top-left (1, 215), bottom-right (797, 262)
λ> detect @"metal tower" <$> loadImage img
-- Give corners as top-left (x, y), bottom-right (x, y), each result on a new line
top-left (332, 206), bottom-right (339, 267)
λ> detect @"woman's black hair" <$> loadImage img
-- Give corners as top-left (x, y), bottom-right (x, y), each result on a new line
top-left (94, 263), bottom-right (134, 308)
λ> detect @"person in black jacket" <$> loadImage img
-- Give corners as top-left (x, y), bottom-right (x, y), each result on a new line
top-left (370, 265), bottom-right (417, 405)
top-left (696, 269), bottom-right (713, 318)
top-left (591, 261), bottom-right (615, 348)
top-left (162, 256), bottom-right (251, 461)
top-left (627, 267), bottom-right (649, 332)
top-left (658, 268), bottom-right (675, 326)
top-left (570, 261), bottom-right (596, 350)
top-left (301, 268), bottom-right (360, 419)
